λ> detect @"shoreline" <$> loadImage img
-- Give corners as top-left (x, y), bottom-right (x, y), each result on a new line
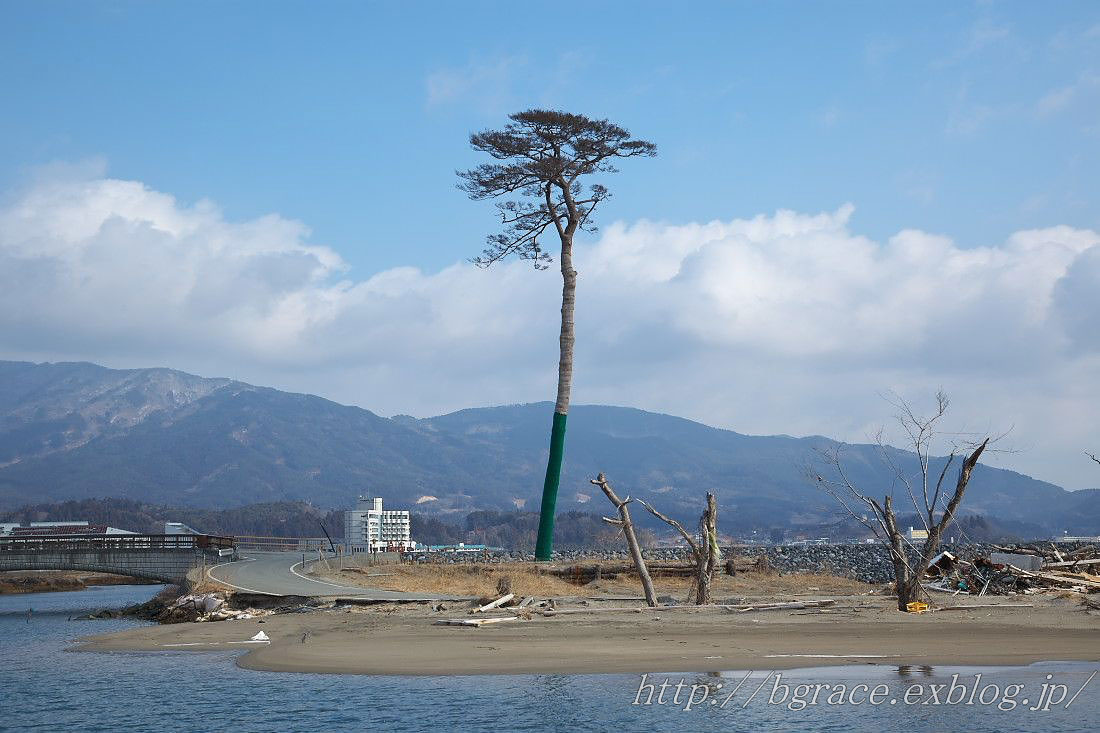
top-left (0, 571), bottom-right (161, 595)
top-left (72, 595), bottom-right (1100, 676)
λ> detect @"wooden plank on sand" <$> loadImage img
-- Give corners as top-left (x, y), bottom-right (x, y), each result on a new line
top-left (934, 604), bottom-right (1034, 611)
top-left (434, 617), bottom-right (517, 627)
top-left (540, 600), bottom-right (837, 616)
top-left (476, 593), bottom-right (515, 613)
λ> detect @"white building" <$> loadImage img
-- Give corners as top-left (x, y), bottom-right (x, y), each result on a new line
top-left (344, 496), bottom-right (413, 552)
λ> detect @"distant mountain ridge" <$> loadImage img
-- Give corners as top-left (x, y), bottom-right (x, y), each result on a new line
top-left (0, 360), bottom-right (232, 466)
top-left (1, 360), bottom-right (1097, 534)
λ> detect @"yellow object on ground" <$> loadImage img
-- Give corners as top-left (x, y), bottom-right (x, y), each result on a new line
top-left (906, 601), bottom-right (930, 614)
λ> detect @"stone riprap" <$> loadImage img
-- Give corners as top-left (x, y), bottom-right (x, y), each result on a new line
top-left (411, 543), bottom-right (1092, 585)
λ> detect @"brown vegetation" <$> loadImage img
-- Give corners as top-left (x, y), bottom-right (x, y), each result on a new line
top-left (323, 562), bottom-right (870, 600)
top-left (333, 563), bottom-right (580, 599)
top-left (0, 571), bottom-right (156, 594)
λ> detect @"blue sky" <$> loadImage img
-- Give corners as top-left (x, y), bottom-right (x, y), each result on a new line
top-left (3, 2), bottom-right (1097, 275)
top-left (2, 2), bottom-right (1099, 489)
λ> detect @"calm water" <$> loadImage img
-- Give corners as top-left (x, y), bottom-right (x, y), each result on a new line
top-left (1, 585), bottom-right (1096, 732)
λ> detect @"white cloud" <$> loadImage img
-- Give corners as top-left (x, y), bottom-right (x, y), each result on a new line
top-left (933, 18), bottom-right (1012, 69)
top-left (425, 56), bottom-right (524, 109)
top-left (2, 171), bottom-right (1099, 489)
top-left (424, 51), bottom-right (588, 111)
top-left (945, 100), bottom-right (994, 136)
top-left (1035, 73), bottom-right (1100, 118)
top-left (1037, 85), bottom-right (1076, 116)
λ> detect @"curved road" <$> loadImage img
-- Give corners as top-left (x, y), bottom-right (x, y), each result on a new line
top-left (207, 551), bottom-right (452, 600)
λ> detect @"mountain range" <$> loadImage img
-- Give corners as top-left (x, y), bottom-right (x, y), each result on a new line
top-left (1, 360), bottom-right (1098, 534)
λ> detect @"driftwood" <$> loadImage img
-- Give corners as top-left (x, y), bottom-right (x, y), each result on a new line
top-left (541, 599), bottom-right (837, 616)
top-left (1043, 558), bottom-right (1100, 569)
top-left (1030, 571), bottom-right (1100, 589)
top-left (435, 616), bottom-right (517, 627)
top-left (546, 566), bottom-right (620, 584)
top-left (592, 473), bottom-right (658, 607)
top-left (547, 558), bottom-right (764, 585)
top-left (992, 545), bottom-right (1044, 556)
top-left (547, 563), bottom-right (693, 582)
top-left (476, 593), bottom-right (515, 612)
top-left (541, 607), bottom-right (649, 615)
top-left (726, 599), bottom-right (836, 613)
top-left (933, 603), bottom-right (1035, 611)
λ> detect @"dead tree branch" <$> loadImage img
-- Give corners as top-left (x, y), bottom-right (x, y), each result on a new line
top-left (637, 499), bottom-right (700, 562)
top-left (591, 473), bottom-right (657, 607)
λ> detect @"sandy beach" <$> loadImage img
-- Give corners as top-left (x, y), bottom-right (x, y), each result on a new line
top-left (74, 591), bottom-right (1100, 676)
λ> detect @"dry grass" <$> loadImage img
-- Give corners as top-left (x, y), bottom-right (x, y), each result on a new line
top-left (676, 571), bottom-right (870, 596)
top-left (589, 570), bottom-right (872, 598)
top-left (187, 577), bottom-right (225, 595)
top-left (186, 569), bottom-right (229, 596)
top-left (334, 563), bottom-right (582, 599)
top-left (324, 562), bottom-right (871, 601)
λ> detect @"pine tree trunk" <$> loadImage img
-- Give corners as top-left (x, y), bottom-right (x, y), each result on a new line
top-left (555, 239), bottom-right (576, 415)
top-left (534, 236), bottom-right (576, 561)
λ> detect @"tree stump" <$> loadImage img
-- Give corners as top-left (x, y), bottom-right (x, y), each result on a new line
top-left (496, 576), bottom-right (513, 596)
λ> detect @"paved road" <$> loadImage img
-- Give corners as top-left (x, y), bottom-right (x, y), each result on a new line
top-left (206, 551), bottom-right (451, 600)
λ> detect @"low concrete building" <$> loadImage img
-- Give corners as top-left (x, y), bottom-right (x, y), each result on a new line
top-left (344, 496), bottom-right (413, 552)
top-left (2, 522), bottom-right (135, 536)
top-left (164, 521), bottom-right (202, 535)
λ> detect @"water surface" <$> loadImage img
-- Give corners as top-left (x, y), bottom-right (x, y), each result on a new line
top-left (1, 586), bottom-right (1094, 732)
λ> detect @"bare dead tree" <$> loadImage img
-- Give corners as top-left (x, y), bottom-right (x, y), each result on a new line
top-left (695, 493), bottom-right (720, 604)
top-left (591, 473), bottom-right (657, 607)
top-left (459, 110), bottom-right (656, 560)
top-left (814, 392), bottom-right (989, 611)
top-left (638, 493), bottom-right (720, 605)
top-left (1087, 451), bottom-right (1100, 468)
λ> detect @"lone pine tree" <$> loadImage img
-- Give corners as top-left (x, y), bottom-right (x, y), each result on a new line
top-left (459, 109), bottom-right (656, 559)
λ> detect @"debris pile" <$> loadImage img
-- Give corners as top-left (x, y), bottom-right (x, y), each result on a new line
top-left (159, 592), bottom-right (273, 623)
top-left (923, 544), bottom-right (1100, 596)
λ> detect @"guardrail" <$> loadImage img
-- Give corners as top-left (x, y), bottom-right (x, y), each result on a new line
top-left (234, 535), bottom-right (331, 551)
top-left (0, 533), bottom-right (236, 552)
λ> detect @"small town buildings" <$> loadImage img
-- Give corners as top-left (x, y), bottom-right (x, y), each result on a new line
top-left (164, 521), bottom-right (202, 535)
top-left (0, 521), bottom-right (135, 536)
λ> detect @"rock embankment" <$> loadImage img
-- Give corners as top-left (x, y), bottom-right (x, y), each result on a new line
top-left (415, 543), bottom-right (1015, 584)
